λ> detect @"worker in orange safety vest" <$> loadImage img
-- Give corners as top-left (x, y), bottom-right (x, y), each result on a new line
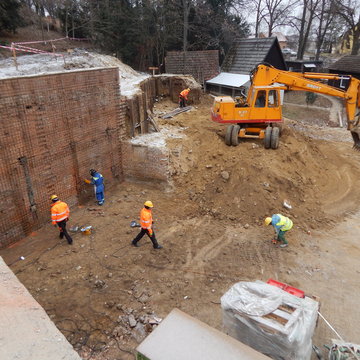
top-left (131, 201), bottom-right (162, 249)
top-left (50, 195), bottom-right (73, 245)
top-left (179, 88), bottom-right (190, 108)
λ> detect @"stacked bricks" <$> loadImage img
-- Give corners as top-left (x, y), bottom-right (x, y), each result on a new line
top-left (0, 68), bottom-right (123, 247)
top-left (165, 50), bottom-right (219, 84)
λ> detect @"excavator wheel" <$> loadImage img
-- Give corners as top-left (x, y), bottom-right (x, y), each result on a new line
top-left (271, 126), bottom-right (280, 149)
top-left (264, 126), bottom-right (272, 149)
top-left (225, 125), bottom-right (234, 146)
top-left (273, 123), bottom-right (283, 135)
top-left (231, 125), bottom-right (240, 146)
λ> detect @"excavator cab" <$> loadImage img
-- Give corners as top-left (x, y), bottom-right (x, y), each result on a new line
top-left (212, 63), bottom-right (360, 150)
top-left (248, 87), bottom-right (282, 122)
top-left (211, 87), bottom-right (283, 149)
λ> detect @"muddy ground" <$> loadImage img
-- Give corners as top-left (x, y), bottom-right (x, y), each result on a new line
top-left (1, 94), bottom-right (360, 359)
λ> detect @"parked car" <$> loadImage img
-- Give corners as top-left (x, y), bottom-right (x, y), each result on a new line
top-left (282, 48), bottom-right (297, 56)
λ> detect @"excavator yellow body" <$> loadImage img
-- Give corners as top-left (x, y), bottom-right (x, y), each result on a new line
top-left (211, 64), bottom-right (360, 149)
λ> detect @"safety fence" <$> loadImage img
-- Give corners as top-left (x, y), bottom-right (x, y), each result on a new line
top-left (0, 37), bottom-right (90, 64)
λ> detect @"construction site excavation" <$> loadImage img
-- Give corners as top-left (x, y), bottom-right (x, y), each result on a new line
top-left (1, 46), bottom-right (360, 359)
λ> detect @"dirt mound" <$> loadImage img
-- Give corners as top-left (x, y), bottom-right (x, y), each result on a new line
top-left (160, 95), bottom-right (360, 233)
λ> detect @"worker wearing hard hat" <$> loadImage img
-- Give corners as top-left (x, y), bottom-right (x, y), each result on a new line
top-left (132, 201), bottom-right (162, 249)
top-left (84, 169), bottom-right (105, 205)
top-left (50, 195), bottom-right (73, 245)
top-left (179, 88), bottom-right (190, 108)
top-left (264, 214), bottom-right (293, 248)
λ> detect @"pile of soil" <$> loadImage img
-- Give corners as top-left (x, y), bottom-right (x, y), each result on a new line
top-left (162, 95), bottom-right (360, 232)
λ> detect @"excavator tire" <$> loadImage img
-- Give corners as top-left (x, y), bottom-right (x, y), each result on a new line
top-left (264, 126), bottom-right (272, 149)
top-left (271, 126), bottom-right (280, 149)
top-left (273, 123), bottom-right (283, 135)
top-left (225, 125), bottom-right (234, 146)
top-left (231, 125), bottom-right (240, 146)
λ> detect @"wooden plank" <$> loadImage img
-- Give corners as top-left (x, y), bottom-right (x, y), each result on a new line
top-left (161, 106), bottom-right (192, 119)
top-left (147, 110), bottom-right (160, 132)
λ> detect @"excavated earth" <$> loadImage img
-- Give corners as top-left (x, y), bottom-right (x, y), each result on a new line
top-left (1, 94), bottom-right (360, 359)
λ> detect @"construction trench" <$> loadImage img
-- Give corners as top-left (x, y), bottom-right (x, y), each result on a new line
top-left (1, 53), bottom-right (360, 359)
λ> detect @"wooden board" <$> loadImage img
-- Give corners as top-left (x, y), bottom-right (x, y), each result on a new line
top-left (161, 106), bottom-right (192, 119)
top-left (147, 110), bottom-right (160, 132)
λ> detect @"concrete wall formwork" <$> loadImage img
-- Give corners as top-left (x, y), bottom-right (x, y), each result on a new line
top-left (0, 68), bottom-right (124, 247)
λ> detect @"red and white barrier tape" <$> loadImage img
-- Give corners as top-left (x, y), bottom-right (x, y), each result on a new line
top-left (0, 44), bottom-right (63, 57)
top-left (13, 37), bottom-right (68, 45)
top-left (15, 44), bottom-right (52, 53)
top-left (13, 36), bottom-right (90, 45)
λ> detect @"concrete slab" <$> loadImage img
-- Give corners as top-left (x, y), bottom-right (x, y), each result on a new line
top-left (137, 308), bottom-right (271, 360)
top-left (0, 257), bottom-right (82, 360)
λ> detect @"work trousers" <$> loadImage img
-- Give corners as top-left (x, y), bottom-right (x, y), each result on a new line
top-left (133, 228), bottom-right (159, 248)
top-left (94, 185), bottom-right (105, 205)
top-left (57, 219), bottom-right (73, 244)
top-left (179, 97), bottom-right (186, 108)
top-left (96, 191), bottom-right (104, 205)
top-left (277, 230), bottom-right (288, 245)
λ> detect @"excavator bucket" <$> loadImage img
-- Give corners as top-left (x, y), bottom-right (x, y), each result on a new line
top-left (351, 131), bottom-right (360, 150)
top-left (350, 113), bottom-right (360, 149)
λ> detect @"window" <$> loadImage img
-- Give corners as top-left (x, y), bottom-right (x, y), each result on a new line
top-left (268, 90), bottom-right (278, 107)
top-left (255, 90), bottom-right (266, 107)
top-left (339, 77), bottom-right (347, 89)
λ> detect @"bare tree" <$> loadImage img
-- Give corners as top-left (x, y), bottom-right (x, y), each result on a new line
top-left (181, 0), bottom-right (191, 51)
top-left (247, 0), bottom-right (266, 37)
top-left (297, 0), bottom-right (321, 59)
top-left (333, 0), bottom-right (360, 55)
top-left (314, 0), bottom-right (336, 59)
top-left (262, 0), bottom-right (295, 36)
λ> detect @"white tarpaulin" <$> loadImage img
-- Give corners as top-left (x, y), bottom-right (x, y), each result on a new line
top-left (221, 281), bottom-right (319, 360)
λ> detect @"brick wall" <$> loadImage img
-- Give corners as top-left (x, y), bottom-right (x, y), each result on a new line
top-left (0, 68), bottom-right (124, 247)
top-left (165, 50), bottom-right (219, 84)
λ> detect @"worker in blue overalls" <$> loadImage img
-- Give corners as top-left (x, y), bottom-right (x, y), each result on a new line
top-left (85, 169), bottom-right (105, 205)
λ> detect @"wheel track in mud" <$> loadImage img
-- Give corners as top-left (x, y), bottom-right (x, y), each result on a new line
top-left (178, 220), bottom-right (285, 281)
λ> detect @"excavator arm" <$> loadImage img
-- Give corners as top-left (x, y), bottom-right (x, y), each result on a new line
top-left (251, 65), bottom-right (360, 148)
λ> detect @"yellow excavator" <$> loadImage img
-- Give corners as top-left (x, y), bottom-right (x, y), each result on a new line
top-left (211, 64), bottom-right (360, 149)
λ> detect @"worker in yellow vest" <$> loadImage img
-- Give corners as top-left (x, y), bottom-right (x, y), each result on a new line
top-left (50, 195), bottom-right (73, 245)
top-left (132, 201), bottom-right (162, 249)
top-left (179, 88), bottom-right (190, 108)
top-left (264, 214), bottom-right (293, 248)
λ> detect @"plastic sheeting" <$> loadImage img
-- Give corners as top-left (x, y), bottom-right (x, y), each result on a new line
top-left (221, 281), bottom-right (319, 360)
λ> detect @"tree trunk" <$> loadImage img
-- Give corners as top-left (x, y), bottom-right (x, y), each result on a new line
top-left (182, 0), bottom-right (190, 52)
top-left (297, 0), bottom-right (308, 59)
top-left (351, 21), bottom-right (360, 55)
top-left (255, 0), bottom-right (263, 37)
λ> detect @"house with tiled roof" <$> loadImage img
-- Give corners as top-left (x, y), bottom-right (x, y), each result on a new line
top-left (206, 37), bottom-right (286, 96)
top-left (328, 55), bottom-right (360, 89)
